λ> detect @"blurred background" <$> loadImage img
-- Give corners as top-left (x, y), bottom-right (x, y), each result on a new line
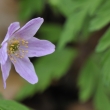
top-left (0, 0), bottom-right (110, 110)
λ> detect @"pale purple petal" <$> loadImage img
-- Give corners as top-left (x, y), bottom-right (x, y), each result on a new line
top-left (0, 43), bottom-right (8, 64)
top-left (12, 57), bottom-right (38, 84)
top-left (27, 37), bottom-right (55, 57)
top-left (2, 22), bottom-right (20, 45)
top-left (14, 17), bottom-right (44, 40)
top-left (1, 58), bottom-right (11, 89)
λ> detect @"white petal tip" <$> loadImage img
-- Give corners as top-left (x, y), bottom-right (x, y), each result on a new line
top-left (35, 17), bottom-right (44, 23)
top-left (30, 78), bottom-right (38, 84)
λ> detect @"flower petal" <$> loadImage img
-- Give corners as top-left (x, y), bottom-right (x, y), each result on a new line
top-left (12, 57), bottom-right (38, 84)
top-left (0, 43), bottom-right (8, 64)
top-left (14, 17), bottom-right (44, 40)
top-left (1, 58), bottom-right (11, 89)
top-left (27, 37), bottom-right (55, 57)
top-left (2, 22), bottom-right (20, 45)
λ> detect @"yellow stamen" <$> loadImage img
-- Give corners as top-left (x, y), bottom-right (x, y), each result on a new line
top-left (7, 38), bottom-right (28, 62)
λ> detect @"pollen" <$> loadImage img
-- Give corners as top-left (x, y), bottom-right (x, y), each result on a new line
top-left (8, 39), bottom-right (20, 54)
top-left (7, 38), bottom-right (28, 62)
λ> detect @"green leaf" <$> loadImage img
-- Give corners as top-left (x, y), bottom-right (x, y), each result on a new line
top-left (101, 49), bottom-right (110, 65)
top-left (39, 23), bottom-right (62, 42)
top-left (16, 48), bottom-right (77, 101)
top-left (48, 0), bottom-right (59, 6)
top-left (78, 14), bottom-right (91, 41)
top-left (94, 44), bottom-right (110, 110)
top-left (57, 0), bottom-right (104, 17)
top-left (15, 84), bottom-right (38, 101)
top-left (0, 100), bottom-right (29, 110)
top-left (94, 81), bottom-right (110, 110)
top-left (90, 0), bottom-right (110, 31)
top-left (35, 48), bottom-right (76, 82)
top-left (95, 28), bottom-right (110, 52)
top-left (102, 50), bottom-right (110, 86)
top-left (19, 0), bottom-right (32, 21)
top-left (90, 0), bottom-right (104, 15)
top-left (84, 0), bottom-right (104, 15)
top-left (33, 0), bottom-right (45, 14)
top-left (19, 0), bottom-right (44, 21)
top-left (57, 0), bottom-right (82, 17)
top-left (58, 10), bottom-right (87, 49)
top-left (78, 56), bottom-right (99, 102)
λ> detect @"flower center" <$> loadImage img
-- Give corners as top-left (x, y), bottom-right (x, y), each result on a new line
top-left (8, 40), bottom-right (20, 54)
top-left (7, 38), bottom-right (28, 62)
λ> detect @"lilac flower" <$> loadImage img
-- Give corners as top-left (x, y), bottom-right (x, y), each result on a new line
top-left (0, 17), bottom-right (55, 88)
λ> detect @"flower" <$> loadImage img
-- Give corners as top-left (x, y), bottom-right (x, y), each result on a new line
top-left (0, 17), bottom-right (55, 88)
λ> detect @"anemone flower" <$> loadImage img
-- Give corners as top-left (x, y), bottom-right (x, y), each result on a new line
top-left (0, 17), bottom-right (55, 88)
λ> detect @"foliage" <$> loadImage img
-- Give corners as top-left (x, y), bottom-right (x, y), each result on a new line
top-left (16, 48), bottom-right (77, 100)
top-left (3, 0), bottom-right (110, 109)
top-left (17, 0), bottom-right (110, 110)
top-left (39, 23), bottom-right (62, 42)
top-left (78, 53), bottom-right (110, 110)
top-left (58, 9), bottom-right (87, 49)
top-left (78, 55), bottom-right (100, 102)
top-left (96, 28), bottom-right (110, 52)
top-left (0, 100), bottom-right (29, 110)
top-left (19, 0), bottom-right (45, 21)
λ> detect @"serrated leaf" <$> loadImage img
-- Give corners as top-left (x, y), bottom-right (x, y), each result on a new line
top-left (58, 10), bottom-right (87, 49)
top-left (16, 48), bottom-right (77, 101)
top-left (0, 100), bottom-right (29, 110)
top-left (39, 23), bottom-right (62, 42)
top-left (78, 56), bottom-right (99, 102)
top-left (95, 28), bottom-right (110, 52)
top-left (89, 0), bottom-right (110, 31)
